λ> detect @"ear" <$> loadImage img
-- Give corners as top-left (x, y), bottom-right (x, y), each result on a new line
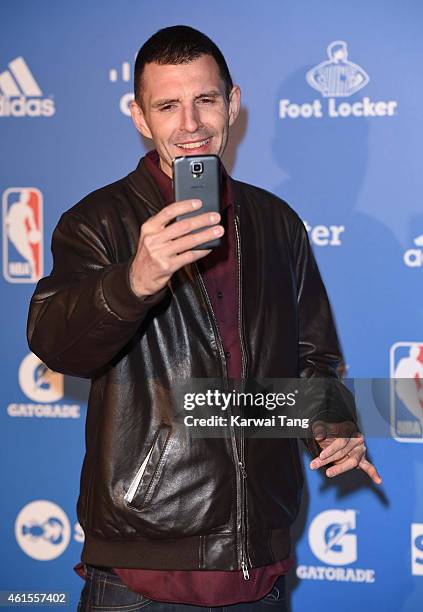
top-left (228, 85), bottom-right (241, 127)
top-left (130, 101), bottom-right (153, 139)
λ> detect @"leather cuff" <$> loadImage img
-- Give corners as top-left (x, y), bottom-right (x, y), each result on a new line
top-left (101, 260), bottom-right (167, 321)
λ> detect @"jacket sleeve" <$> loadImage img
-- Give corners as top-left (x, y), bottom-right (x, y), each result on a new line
top-left (27, 211), bottom-right (166, 378)
top-left (292, 217), bottom-right (343, 380)
top-left (290, 216), bottom-right (357, 453)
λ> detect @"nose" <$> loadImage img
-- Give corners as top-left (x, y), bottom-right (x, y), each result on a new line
top-left (180, 103), bottom-right (201, 133)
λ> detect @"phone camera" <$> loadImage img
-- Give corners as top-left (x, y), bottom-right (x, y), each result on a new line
top-left (191, 161), bottom-right (203, 175)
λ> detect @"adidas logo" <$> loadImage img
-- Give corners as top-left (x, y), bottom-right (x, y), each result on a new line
top-left (0, 57), bottom-right (55, 117)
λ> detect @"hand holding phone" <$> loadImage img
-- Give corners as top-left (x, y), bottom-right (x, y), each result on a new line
top-left (129, 199), bottom-right (224, 298)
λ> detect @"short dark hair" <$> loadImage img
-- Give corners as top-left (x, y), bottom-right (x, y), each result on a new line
top-left (134, 25), bottom-right (233, 105)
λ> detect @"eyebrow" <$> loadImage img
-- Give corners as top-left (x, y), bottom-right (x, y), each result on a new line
top-left (151, 91), bottom-right (222, 108)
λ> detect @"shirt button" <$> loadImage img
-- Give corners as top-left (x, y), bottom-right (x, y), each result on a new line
top-left (225, 351), bottom-right (231, 359)
top-left (217, 291), bottom-right (223, 299)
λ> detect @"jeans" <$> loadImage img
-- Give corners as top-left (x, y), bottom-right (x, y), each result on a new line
top-left (77, 565), bottom-right (287, 611)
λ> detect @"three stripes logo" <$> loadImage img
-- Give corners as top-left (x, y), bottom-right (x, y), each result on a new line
top-left (0, 56), bottom-right (55, 117)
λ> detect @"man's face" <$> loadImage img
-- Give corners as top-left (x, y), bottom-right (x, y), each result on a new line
top-left (130, 54), bottom-right (240, 178)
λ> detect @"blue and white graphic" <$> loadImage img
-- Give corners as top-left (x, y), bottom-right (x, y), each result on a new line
top-left (412, 524), bottom-right (423, 576)
top-left (109, 61), bottom-right (131, 83)
top-left (390, 342), bottom-right (423, 442)
top-left (403, 233), bottom-right (423, 268)
top-left (15, 500), bottom-right (71, 561)
top-left (0, 56), bottom-right (55, 117)
top-left (108, 59), bottom-right (134, 116)
top-left (3, 188), bottom-right (43, 283)
top-left (297, 508), bottom-right (375, 583)
top-left (306, 41), bottom-right (369, 98)
top-left (7, 352), bottom-right (81, 419)
top-left (0, 57), bottom-right (41, 96)
top-left (1, 1), bottom-right (422, 609)
top-left (18, 353), bottom-right (63, 403)
top-left (308, 509), bottom-right (357, 566)
top-left (279, 39), bottom-right (397, 120)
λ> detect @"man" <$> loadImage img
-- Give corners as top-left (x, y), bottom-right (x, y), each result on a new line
top-left (27, 26), bottom-right (381, 610)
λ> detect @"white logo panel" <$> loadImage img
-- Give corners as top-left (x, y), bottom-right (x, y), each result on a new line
top-left (8, 352), bottom-right (81, 419)
top-left (279, 41), bottom-right (398, 121)
top-left (297, 508), bottom-right (375, 582)
top-left (15, 500), bottom-right (71, 561)
top-left (306, 41), bottom-right (369, 98)
top-left (309, 509), bottom-right (357, 566)
top-left (0, 57), bottom-right (55, 117)
top-left (19, 353), bottom-right (64, 403)
top-left (3, 187), bottom-right (43, 283)
top-left (390, 342), bottom-right (423, 443)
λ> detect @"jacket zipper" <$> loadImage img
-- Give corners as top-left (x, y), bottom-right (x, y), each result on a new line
top-left (234, 209), bottom-right (250, 580)
top-left (194, 266), bottom-right (247, 578)
top-left (192, 203), bottom-right (250, 580)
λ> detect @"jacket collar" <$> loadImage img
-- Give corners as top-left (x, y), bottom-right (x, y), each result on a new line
top-left (126, 155), bottom-right (166, 214)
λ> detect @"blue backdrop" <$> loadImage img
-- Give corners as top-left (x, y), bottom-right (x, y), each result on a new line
top-left (1, 1), bottom-right (423, 610)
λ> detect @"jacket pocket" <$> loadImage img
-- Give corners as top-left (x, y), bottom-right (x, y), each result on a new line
top-left (124, 423), bottom-right (172, 511)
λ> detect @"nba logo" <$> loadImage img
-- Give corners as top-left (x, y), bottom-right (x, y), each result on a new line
top-left (390, 342), bottom-right (423, 443)
top-left (2, 187), bottom-right (43, 283)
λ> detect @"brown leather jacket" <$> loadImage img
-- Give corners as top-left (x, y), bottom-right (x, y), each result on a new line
top-left (27, 156), bottom-right (344, 574)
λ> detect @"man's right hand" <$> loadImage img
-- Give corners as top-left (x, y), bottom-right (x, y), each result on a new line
top-left (129, 199), bottom-right (224, 298)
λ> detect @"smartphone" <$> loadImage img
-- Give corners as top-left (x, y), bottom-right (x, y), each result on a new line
top-left (173, 154), bottom-right (222, 249)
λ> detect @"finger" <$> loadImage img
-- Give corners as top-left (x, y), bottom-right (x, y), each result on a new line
top-left (311, 438), bottom-right (349, 469)
top-left (160, 211), bottom-right (221, 243)
top-left (310, 438), bottom-right (349, 469)
top-left (323, 440), bottom-right (364, 466)
top-left (358, 458), bottom-right (382, 485)
top-left (165, 225), bottom-right (225, 256)
top-left (170, 248), bottom-right (212, 270)
top-left (149, 199), bottom-right (203, 231)
top-left (318, 432), bottom-right (364, 461)
top-left (325, 452), bottom-right (360, 478)
top-left (311, 438), bottom-right (363, 469)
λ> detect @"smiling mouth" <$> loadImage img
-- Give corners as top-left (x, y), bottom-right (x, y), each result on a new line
top-left (175, 138), bottom-right (210, 150)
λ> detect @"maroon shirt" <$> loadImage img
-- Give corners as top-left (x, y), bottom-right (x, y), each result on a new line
top-left (75, 151), bottom-right (293, 605)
